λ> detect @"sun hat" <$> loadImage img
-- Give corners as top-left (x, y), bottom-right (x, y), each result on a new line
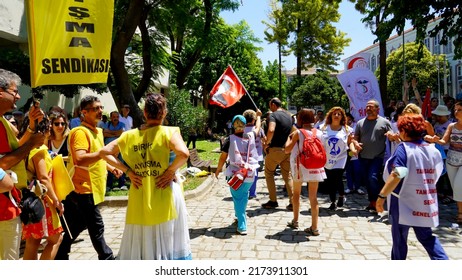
top-left (432, 105), bottom-right (451, 116)
top-left (232, 115), bottom-right (246, 125)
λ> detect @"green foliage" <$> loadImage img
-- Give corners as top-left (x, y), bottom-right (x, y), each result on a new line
top-left (266, 0), bottom-right (350, 73)
top-left (165, 87), bottom-right (209, 138)
top-left (289, 70), bottom-right (347, 111)
top-left (377, 42), bottom-right (446, 101)
top-left (354, 0), bottom-right (462, 59)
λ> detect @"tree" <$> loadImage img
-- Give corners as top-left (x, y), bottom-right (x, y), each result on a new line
top-left (289, 70), bottom-right (347, 111)
top-left (150, 0), bottom-right (240, 90)
top-left (372, 1), bottom-right (462, 59)
top-left (263, 0), bottom-right (290, 99)
top-left (266, 0), bottom-right (350, 76)
top-left (379, 42), bottom-right (447, 102)
top-left (354, 0), bottom-right (395, 105)
top-left (166, 87), bottom-right (209, 138)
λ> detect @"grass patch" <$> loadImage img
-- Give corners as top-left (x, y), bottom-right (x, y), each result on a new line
top-left (192, 138), bottom-right (221, 165)
top-left (105, 139), bottom-right (221, 196)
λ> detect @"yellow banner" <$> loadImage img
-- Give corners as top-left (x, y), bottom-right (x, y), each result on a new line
top-left (26, 0), bottom-right (114, 87)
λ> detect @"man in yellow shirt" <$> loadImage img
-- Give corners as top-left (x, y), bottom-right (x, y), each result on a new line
top-left (56, 96), bottom-right (121, 260)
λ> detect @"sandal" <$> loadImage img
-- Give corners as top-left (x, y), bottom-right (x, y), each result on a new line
top-left (304, 227), bottom-right (320, 236)
top-left (287, 220), bottom-right (299, 229)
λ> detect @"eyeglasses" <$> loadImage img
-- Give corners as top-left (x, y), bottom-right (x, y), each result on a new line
top-left (2, 88), bottom-right (19, 98)
top-left (84, 105), bottom-right (104, 111)
top-left (53, 122), bottom-right (66, 127)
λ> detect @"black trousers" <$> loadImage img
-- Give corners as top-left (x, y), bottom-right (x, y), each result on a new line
top-left (55, 192), bottom-right (114, 260)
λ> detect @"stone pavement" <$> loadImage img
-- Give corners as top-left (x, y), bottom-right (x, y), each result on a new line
top-left (66, 174), bottom-right (462, 260)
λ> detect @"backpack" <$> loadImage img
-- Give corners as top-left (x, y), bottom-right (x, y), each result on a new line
top-left (298, 128), bottom-right (327, 169)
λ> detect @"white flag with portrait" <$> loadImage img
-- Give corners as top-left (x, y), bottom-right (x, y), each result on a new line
top-left (337, 68), bottom-right (384, 122)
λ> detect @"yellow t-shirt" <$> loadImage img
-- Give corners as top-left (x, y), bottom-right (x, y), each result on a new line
top-left (67, 125), bottom-right (106, 204)
top-left (118, 126), bottom-right (179, 225)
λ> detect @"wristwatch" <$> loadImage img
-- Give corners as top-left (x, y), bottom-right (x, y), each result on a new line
top-left (378, 194), bottom-right (386, 199)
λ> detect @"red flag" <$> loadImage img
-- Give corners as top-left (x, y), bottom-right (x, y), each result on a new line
top-left (421, 87), bottom-right (432, 119)
top-left (209, 65), bottom-right (247, 108)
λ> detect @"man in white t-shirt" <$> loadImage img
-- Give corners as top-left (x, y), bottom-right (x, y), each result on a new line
top-left (119, 104), bottom-right (133, 130)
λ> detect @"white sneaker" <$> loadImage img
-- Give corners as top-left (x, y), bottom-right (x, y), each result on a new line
top-left (120, 186), bottom-right (129, 191)
top-left (112, 187), bottom-right (121, 191)
top-left (345, 189), bottom-right (352, 194)
top-left (357, 189), bottom-right (365, 195)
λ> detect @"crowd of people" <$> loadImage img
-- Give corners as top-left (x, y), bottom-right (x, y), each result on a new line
top-left (0, 69), bottom-right (191, 260)
top-left (214, 88), bottom-right (461, 260)
top-left (1, 66), bottom-right (462, 261)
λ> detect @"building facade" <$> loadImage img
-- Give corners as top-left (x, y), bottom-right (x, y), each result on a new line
top-left (343, 17), bottom-right (462, 99)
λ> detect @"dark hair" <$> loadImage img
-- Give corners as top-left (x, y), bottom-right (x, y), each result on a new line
top-left (145, 93), bottom-right (167, 120)
top-left (18, 115), bottom-right (50, 139)
top-left (269, 98), bottom-right (282, 108)
top-left (393, 106), bottom-right (405, 122)
top-left (346, 112), bottom-right (354, 121)
top-left (397, 114), bottom-right (426, 140)
top-left (297, 108), bottom-right (315, 126)
top-left (79, 95), bottom-right (100, 111)
top-left (49, 110), bottom-right (69, 139)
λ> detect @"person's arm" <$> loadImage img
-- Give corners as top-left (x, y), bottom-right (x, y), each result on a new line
top-left (215, 152), bottom-right (229, 178)
top-left (99, 139), bottom-right (143, 188)
top-left (71, 130), bottom-right (103, 167)
top-left (156, 130), bottom-right (189, 189)
top-left (403, 80), bottom-right (410, 105)
top-left (411, 78), bottom-right (423, 107)
top-left (376, 171), bottom-right (402, 213)
top-left (32, 153), bottom-right (64, 214)
top-left (284, 129), bottom-right (299, 154)
top-left (0, 168), bottom-right (14, 193)
top-left (18, 103), bottom-right (44, 146)
top-left (425, 123), bottom-right (452, 145)
top-left (265, 121), bottom-right (276, 151)
top-left (0, 133), bottom-right (45, 170)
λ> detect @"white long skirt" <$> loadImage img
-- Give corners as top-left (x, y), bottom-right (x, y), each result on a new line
top-left (117, 181), bottom-right (192, 260)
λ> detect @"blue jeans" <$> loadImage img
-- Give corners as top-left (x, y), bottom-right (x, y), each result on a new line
top-left (230, 181), bottom-right (252, 232)
top-left (359, 157), bottom-right (383, 202)
top-left (345, 157), bottom-right (362, 191)
top-left (389, 196), bottom-right (448, 260)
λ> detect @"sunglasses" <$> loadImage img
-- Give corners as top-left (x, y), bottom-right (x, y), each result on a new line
top-left (53, 122), bottom-right (66, 127)
top-left (84, 105), bottom-right (104, 111)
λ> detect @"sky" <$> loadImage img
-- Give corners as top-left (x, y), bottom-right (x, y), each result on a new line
top-left (221, 1), bottom-right (378, 71)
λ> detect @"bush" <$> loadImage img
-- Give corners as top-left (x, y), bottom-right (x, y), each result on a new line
top-left (166, 87), bottom-right (208, 138)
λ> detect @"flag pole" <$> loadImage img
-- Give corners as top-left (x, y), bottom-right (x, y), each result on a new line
top-left (227, 65), bottom-right (259, 110)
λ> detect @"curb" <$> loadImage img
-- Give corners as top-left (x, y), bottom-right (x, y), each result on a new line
top-left (100, 175), bottom-right (215, 207)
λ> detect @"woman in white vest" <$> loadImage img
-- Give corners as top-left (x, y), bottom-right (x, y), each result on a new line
top-left (215, 113), bottom-right (261, 235)
top-left (377, 114), bottom-right (448, 260)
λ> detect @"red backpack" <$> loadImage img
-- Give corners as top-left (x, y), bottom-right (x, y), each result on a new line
top-left (298, 128), bottom-right (327, 169)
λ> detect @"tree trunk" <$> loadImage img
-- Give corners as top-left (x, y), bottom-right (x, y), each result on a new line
top-left (109, 0), bottom-right (145, 127)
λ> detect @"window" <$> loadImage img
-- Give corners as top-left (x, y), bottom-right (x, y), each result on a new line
top-left (424, 38), bottom-right (431, 50)
top-left (433, 33), bottom-right (441, 54)
top-left (370, 55), bottom-right (376, 71)
top-left (442, 37), bottom-right (453, 54)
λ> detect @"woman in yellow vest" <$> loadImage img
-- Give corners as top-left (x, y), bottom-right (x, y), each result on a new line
top-left (99, 93), bottom-right (191, 260)
top-left (19, 117), bottom-right (64, 260)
